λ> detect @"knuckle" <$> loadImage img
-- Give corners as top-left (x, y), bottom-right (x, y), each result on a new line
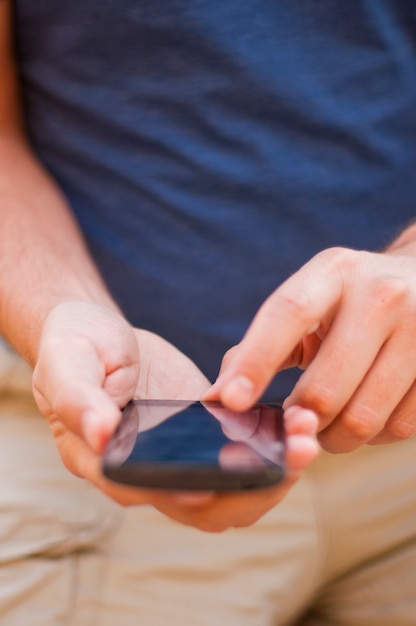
top-left (341, 403), bottom-right (379, 441)
top-left (272, 286), bottom-right (314, 324)
top-left (299, 379), bottom-right (338, 419)
top-left (317, 431), bottom-right (351, 454)
top-left (369, 275), bottom-right (408, 311)
top-left (318, 246), bottom-right (358, 274)
top-left (384, 417), bottom-right (416, 442)
top-left (271, 248), bottom-right (359, 323)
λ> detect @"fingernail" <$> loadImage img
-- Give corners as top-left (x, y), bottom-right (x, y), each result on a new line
top-left (222, 375), bottom-right (255, 407)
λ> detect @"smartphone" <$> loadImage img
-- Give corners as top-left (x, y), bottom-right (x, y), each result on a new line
top-left (102, 400), bottom-right (285, 491)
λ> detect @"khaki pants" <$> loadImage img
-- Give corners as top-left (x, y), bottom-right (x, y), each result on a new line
top-left (0, 346), bottom-right (415, 625)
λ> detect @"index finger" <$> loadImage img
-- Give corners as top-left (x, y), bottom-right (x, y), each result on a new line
top-left (211, 249), bottom-right (345, 411)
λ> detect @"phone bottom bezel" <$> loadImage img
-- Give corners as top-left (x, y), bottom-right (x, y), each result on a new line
top-left (103, 463), bottom-right (285, 491)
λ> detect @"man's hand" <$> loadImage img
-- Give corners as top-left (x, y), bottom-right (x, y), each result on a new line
top-left (205, 243), bottom-right (416, 453)
top-left (32, 300), bottom-right (209, 475)
top-left (32, 300), bottom-right (318, 532)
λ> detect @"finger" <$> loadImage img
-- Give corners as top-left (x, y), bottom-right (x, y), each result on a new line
top-left (152, 483), bottom-right (295, 532)
top-left (202, 344), bottom-right (241, 400)
top-left (50, 424), bottom-right (102, 479)
top-left (285, 434), bottom-right (320, 475)
top-left (368, 380), bottom-right (416, 444)
top-left (283, 405), bottom-right (318, 437)
top-left (207, 249), bottom-right (345, 411)
top-left (317, 331), bottom-right (416, 452)
top-left (282, 407), bottom-right (320, 475)
top-left (285, 292), bottom-right (396, 430)
top-left (33, 337), bottom-right (122, 451)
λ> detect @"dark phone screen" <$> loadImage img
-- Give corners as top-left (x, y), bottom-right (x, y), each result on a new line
top-left (103, 400), bottom-right (285, 490)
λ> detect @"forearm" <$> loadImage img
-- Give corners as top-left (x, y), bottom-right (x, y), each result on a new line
top-left (0, 135), bottom-right (118, 365)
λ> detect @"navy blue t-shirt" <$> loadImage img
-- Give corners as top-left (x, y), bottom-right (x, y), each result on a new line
top-left (13, 1), bottom-right (416, 397)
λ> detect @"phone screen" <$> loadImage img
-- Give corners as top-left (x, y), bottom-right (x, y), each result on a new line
top-left (102, 400), bottom-right (285, 491)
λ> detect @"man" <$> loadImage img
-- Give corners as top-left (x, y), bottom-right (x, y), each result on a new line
top-left (0, 0), bottom-right (415, 624)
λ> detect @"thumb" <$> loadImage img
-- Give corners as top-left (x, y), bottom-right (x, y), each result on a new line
top-left (33, 336), bottom-right (124, 453)
top-left (202, 344), bottom-right (243, 402)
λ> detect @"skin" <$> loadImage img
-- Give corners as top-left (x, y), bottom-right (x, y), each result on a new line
top-left (0, 0), bottom-right (318, 532)
top-left (205, 239), bottom-right (416, 453)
